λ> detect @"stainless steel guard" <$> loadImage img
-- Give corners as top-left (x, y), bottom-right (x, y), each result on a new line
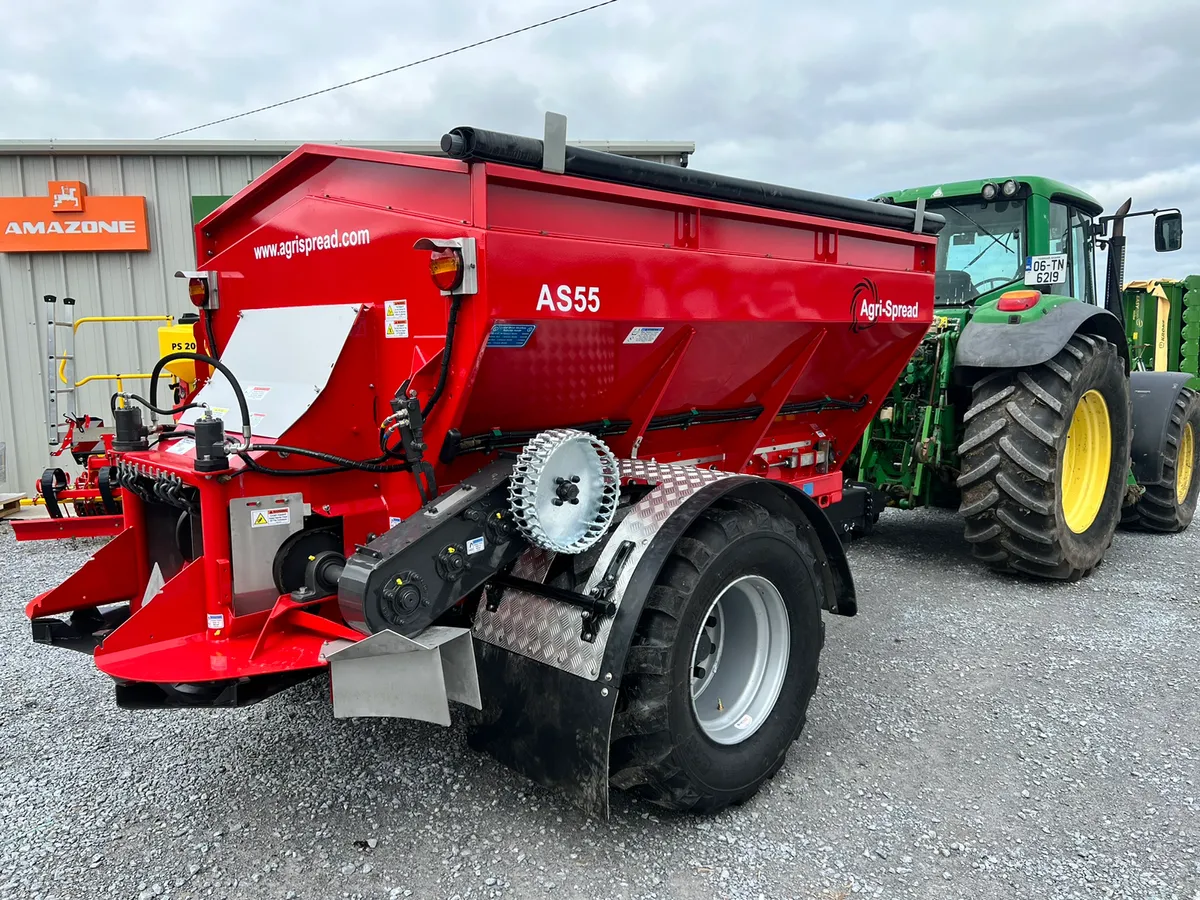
top-left (473, 459), bottom-right (736, 680)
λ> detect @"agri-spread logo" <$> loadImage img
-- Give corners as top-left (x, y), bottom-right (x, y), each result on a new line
top-left (849, 277), bottom-right (921, 332)
top-left (0, 181), bottom-right (149, 253)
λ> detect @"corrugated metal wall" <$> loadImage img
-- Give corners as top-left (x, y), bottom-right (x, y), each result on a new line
top-left (0, 152), bottom-right (285, 494)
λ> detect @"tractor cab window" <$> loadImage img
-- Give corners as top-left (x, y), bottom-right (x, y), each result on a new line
top-left (1047, 202), bottom-right (1097, 303)
top-left (933, 199), bottom-right (1024, 305)
top-left (1071, 209), bottom-right (1096, 304)
top-left (1047, 203), bottom-right (1070, 298)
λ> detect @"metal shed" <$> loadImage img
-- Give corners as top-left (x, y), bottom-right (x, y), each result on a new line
top-left (0, 138), bottom-right (694, 496)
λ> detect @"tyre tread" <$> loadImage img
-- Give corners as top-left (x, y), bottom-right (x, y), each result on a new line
top-left (955, 334), bottom-right (1129, 581)
top-left (608, 498), bottom-right (826, 812)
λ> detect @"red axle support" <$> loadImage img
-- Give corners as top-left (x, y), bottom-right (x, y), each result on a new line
top-left (92, 559), bottom-right (361, 684)
top-left (248, 595), bottom-right (363, 662)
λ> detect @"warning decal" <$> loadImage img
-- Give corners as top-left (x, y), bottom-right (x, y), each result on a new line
top-left (251, 506), bottom-right (291, 527)
top-left (384, 299), bottom-right (409, 339)
top-left (246, 386), bottom-right (271, 401)
top-left (165, 437), bottom-right (196, 456)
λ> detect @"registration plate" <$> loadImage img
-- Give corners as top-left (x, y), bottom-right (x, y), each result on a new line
top-left (1025, 254), bottom-right (1067, 286)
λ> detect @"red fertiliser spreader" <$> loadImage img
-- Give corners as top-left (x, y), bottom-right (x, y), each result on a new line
top-left (23, 123), bottom-right (941, 815)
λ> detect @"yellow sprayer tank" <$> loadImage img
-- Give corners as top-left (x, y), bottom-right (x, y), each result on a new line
top-left (156, 320), bottom-right (199, 385)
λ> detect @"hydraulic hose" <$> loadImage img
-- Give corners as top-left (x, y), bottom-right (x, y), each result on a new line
top-left (111, 392), bottom-right (204, 417)
top-left (132, 348), bottom-right (407, 478)
top-left (421, 294), bottom-right (463, 419)
top-left (237, 444), bottom-right (412, 477)
top-left (150, 351), bottom-right (252, 445)
top-left (379, 425), bottom-right (409, 459)
top-left (202, 309), bottom-right (220, 360)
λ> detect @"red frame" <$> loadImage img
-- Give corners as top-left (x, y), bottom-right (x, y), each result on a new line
top-left (26, 143), bottom-right (936, 687)
top-left (14, 443), bottom-right (124, 542)
top-left (12, 515), bottom-right (123, 541)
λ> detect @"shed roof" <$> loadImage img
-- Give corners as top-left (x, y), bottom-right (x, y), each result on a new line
top-left (0, 139), bottom-right (695, 159)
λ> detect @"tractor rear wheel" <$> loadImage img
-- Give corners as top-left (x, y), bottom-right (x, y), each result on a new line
top-left (956, 333), bottom-right (1130, 580)
top-left (1124, 387), bottom-right (1200, 532)
top-left (608, 497), bottom-right (826, 812)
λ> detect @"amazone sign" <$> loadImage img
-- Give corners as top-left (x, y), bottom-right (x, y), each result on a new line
top-left (0, 181), bottom-right (149, 253)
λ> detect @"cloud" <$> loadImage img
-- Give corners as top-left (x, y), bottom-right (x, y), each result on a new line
top-left (1, 0), bottom-right (1197, 277)
top-left (1081, 165), bottom-right (1200, 209)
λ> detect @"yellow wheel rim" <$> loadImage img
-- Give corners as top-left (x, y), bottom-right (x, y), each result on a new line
top-left (1061, 389), bottom-right (1112, 534)
top-left (1176, 422), bottom-right (1195, 504)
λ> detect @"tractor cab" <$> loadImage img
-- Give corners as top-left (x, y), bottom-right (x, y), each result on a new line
top-left (874, 177), bottom-right (1182, 317)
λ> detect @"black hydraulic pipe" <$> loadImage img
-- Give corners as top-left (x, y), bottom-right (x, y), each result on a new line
top-left (150, 352), bottom-right (252, 446)
top-left (442, 127), bottom-right (945, 236)
top-left (447, 395), bottom-right (867, 458)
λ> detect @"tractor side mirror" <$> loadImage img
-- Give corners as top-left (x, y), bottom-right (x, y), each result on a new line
top-left (1154, 211), bottom-right (1183, 252)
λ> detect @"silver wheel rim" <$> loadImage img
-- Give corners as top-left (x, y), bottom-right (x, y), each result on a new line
top-left (690, 574), bottom-right (790, 745)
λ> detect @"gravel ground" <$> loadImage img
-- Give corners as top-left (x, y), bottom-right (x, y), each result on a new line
top-left (1, 510), bottom-right (1197, 900)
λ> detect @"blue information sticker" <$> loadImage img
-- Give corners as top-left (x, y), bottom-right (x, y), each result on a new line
top-left (487, 323), bottom-right (536, 348)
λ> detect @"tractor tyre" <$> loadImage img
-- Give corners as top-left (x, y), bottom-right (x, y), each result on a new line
top-left (1124, 387), bottom-right (1200, 532)
top-left (608, 497), bottom-right (826, 813)
top-left (956, 333), bottom-right (1130, 581)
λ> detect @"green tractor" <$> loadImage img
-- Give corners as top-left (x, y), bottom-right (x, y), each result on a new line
top-left (851, 176), bottom-right (1192, 579)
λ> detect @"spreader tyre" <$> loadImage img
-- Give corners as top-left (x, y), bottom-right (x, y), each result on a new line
top-left (1125, 387), bottom-right (1200, 532)
top-left (608, 497), bottom-right (826, 812)
top-left (957, 333), bottom-right (1130, 580)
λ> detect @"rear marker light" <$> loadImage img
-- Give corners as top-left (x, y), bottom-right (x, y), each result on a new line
top-left (188, 278), bottom-right (209, 307)
top-left (997, 289), bottom-right (1041, 312)
top-left (429, 249), bottom-right (464, 293)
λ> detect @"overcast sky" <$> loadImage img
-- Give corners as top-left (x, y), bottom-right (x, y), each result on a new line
top-left (2, 0), bottom-right (1196, 280)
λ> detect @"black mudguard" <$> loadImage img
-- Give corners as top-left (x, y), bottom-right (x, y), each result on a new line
top-left (470, 477), bottom-right (855, 818)
top-left (729, 479), bottom-right (856, 616)
top-left (1130, 371), bottom-right (1194, 486)
top-left (955, 303), bottom-right (1129, 374)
